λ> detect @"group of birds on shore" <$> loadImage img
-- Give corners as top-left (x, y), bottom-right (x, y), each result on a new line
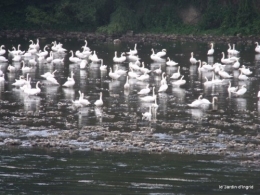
top-left (0, 38), bottom-right (259, 121)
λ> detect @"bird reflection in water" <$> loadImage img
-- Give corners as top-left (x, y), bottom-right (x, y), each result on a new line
top-left (23, 96), bottom-right (41, 116)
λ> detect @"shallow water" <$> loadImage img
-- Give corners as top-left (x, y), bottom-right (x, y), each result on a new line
top-left (0, 37), bottom-right (259, 194)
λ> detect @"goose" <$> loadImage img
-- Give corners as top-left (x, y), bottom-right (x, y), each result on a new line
top-left (46, 51), bottom-right (53, 63)
top-left (172, 75), bottom-right (186, 86)
top-left (151, 95), bottom-right (159, 109)
top-left (170, 66), bottom-right (181, 79)
top-left (12, 75), bottom-right (26, 87)
top-left (137, 84), bottom-right (150, 95)
top-left (140, 87), bottom-right (156, 102)
top-left (128, 67), bottom-right (139, 78)
top-left (126, 43), bottom-right (138, 55)
top-left (80, 60), bottom-right (87, 69)
top-left (21, 61), bottom-right (32, 71)
top-left (0, 45), bottom-right (6, 55)
top-left (128, 54), bottom-right (140, 62)
top-left (207, 43), bottom-right (214, 55)
top-left (24, 81), bottom-right (41, 96)
top-left (238, 70), bottom-right (248, 80)
top-left (221, 52), bottom-right (233, 64)
top-left (190, 52), bottom-right (197, 64)
top-left (153, 64), bottom-right (162, 74)
top-left (37, 45), bottom-right (48, 58)
top-left (140, 62), bottom-right (151, 74)
top-left (158, 82), bottom-right (168, 93)
top-left (69, 50), bottom-right (81, 63)
top-left (255, 42), bottom-right (260, 53)
top-left (62, 71), bottom-right (75, 87)
top-left (99, 59), bottom-right (107, 71)
top-left (232, 85), bottom-right (247, 96)
top-left (124, 76), bottom-right (130, 90)
top-left (41, 70), bottom-right (57, 78)
top-left (188, 95), bottom-right (203, 108)
top-left (227, 81), bottom-right (238, 93)
top-left (114, 65), bottom-right (127, 75)
top-left (218, 67), bottom-right (233, 79)
top-left (109, 67), bottom-right (121, 80)
top-left (89, 50), bottom-right (100, 63)
top-left (136, 72), bottom-right (150, 81)
top-left (239, 65), bottom-right (252, 75)
top-left (156, 49), bottom-right (167, 57)
top-left (166, 57), bottom-right (178, 66)
top-left (150, 48), bottom-right (165, 62)
top-left (79, 91), bottom-right (91, 106)
top-left (142, 106), bottom-right (152, 121)
top-left (94, 92), bottom-right (103, 106)
top-left (232, 58), bottom-right (240, 69)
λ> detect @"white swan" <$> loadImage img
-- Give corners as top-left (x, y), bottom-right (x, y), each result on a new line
top-left (231, 44), bottom-right (239, 55)
top-left (232, 85), bottom-right (247, 96)
top-left (142, 106), bottom-right (152, 121)
top-left (124, 76), bottom-right (130, 90)
top-left (137, 84), bottom-right (150, 95)
top-left (136, 72), bottom-right (150, 81)
top-left (221, 52), bottom-right (233, 64)
top-left (69, 50), bottom-right (81, 63)
top-left (200, 96), bottom-right (218, 105)
top-left (207, 43), bottom-right (214, 55)
top-left (52, 58), bottom-right (64, 64)
top-left (190, 52), bottom-right (197, 64)
top-left (24, 81), bottom-right (41, 96)
top-left (172, 75), bottom-right (186, 86)
top-left (80, 60), bottom-right (88, 69)
top-left (37, 45), bottom-right (48, 57)
top-left (46, 76), bottom-right (59, 85)
top-left (239, 65), bottom-right (252, 75)
top-left (139, 62), bottom-right (151, 74)
top-left (89, 51), bottom-right (100, 63)
top-left (153, 64), bottom-right (162, 74)
top-left (0, 45), bottom-right (6, 55)
top-left (227, 81), bottom-right (238, 93)
top-left (46, 51), bottom-right (53, 63)
top-left (109, 67), bottom-right (121, 80)
top-left (232, 58), bottom-right (240, 69)
top-left (12, 75), bottom-right (26, 87)
top-left (156, 49), bottom-right (167, 57)
top-left (126, 43), bottom-right (138, 55)
top-left (150, 48), bottom-right (165, 62)
top-left (151, 95), bottom-right (159, 109)
top-left (158, 82), bottom-right (168, 93)
top-left (255, 42), bottom-right (260, 53)
top-left (0, 55), bottom-right (8, 62)
top-left (99, 59), bottom-right (107, 71)
top-left (94, 92), bottom-right (103, 106)
top-left (140, 87), bottom-right (156, 102)
top-left (160, 72), bottom-right (167, 85)
top-left (7, 64), bottom-right (16, 72)
top-left (129, 61), bottom-right (140, 71)
top-left (127, 54), bottom-right (140, 62)
top-left (21, 61), bottom-right (32, 71)
top-left (166, 57), bottom-right (178, 66)
top-left (201, 61), bottom-right (214, 71)
top-left (116, 52), bottom-right (126, 63)
top-left (218, 67), bottom-right (233, 79)
top-left (128, 67), bottom-right (139, 78)
top-left (79, 91), bottom-right (90, 106)
top-left (238, 69), bottom-right (248, 80)
top-left (62, 71), bottom-right (75, 87)
top-left (114, 65), bottom-right (127, 75)
top-left (12, 53), bottom-right (22, 62)
top-left (41, 70), bottom-right (57, 78)
top-left (170, 66), bottom-right (181, 79)
top-left (188, 95), bottom-right (203, 108)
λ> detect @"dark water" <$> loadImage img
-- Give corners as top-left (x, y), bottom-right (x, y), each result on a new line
top-left (0, 37), bottom-right (260, 194)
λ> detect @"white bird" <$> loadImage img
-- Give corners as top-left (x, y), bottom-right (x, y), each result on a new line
top-left (46, 51), bottom-right (53, 63)
top-left (116, 52), bottom-right (127, 63)
top-left (46, 76), bottom-right (59, 85)
top-left (37, 45), bottom-right (48, 58)
top-left (140, 62), bottom-right (151, 74)
top-left (227, 81), bottom-right (238, 93)
top-left (231, 44), bottom-right (239, 55)
top-left (158, 82), bottom-right (168, 93)
top-left (188, 95), bottom-right (203, 108)
top-left (80, 60), bottom-right (88, 69)
top-left (190, 52), bottom-right (197, 64)
top-left (12, 75), bottom-right (26, 87)
top-left (109, 67), bottom-right (121, 80)
top-left (79, 91), bottom-right (90, 106)
top-left (200, 96), bottom-right (218, 105)
top-left (255, 42), bottom-right (260, 53)
top-left (238, 70), bottom-right (248, 80)
top-left (99, 59), bottom-right (107, 71)
top-left (207, 43), bottom-right (214, 55)
top-left (221, 52), bottom-right (233, 64)
top-left (160, 72), bottom-right (167, 85)
top-left (0, 55), bottom-right (8, 62)
top-left (21, 61), bottom-right (32, 71)
top-left (140, 87), bottom-right (156, 102)
top-left (82, 40), bottom-right (90, 51)
top-left (24, 81), bottom-right (41, 96)
top-left (94, 92), bottom-right (103, 106)
top-left (137, 84), bottom-right (150, 95)
top-left (72, 91), bottom-right (82, 108)
top-left (232, 85), bottom-right (247, 96)
top-left (151, 95), bottom-right (159, 109)
top-left (62, 71), bottom-right (75, 87)
top-left (218, 67), bottom-right (233, 79)
top-left (156, 49), bottom-right (167, 57)
top-left (114, 65), bottom-right (127, 75)
top-left (126, 43), bottom-right (138, 55)
top-left (69, 50), bottom-right (81, 63)
top-left (170, 66), bottom-right (181, 79)
top-left (150, 48), bottom-right (165, 62)
top-left (0, 45), bottom-right (6, 55)
top-left (201, 61), bottom-right (214, 71)
top-left (172, 75), bottom-right (186, 86)
top-left (129, 61), bottom-right (140, 71)
top-left (41, 70), bottom-right (57, 79)
top-left (232, 58), bottom-right (240, 69)
top-left (166, 57), bottom-right (178, 66)
top-left (136, 72), bottom-right (150, 81)
top-left (89, 51), bottom-right (100, 63)
top-left (124, 76), bottom-right (130, 90)
top-left (142, 106), bottom-right (152, 121)
top-left (128, 67), bottom-right (139, 78)
top-left (7, 64), bottom-right (16, 72)
top-left (239, 65), bottom-right (252, 75)
top-left (52, 58), bottom-right (64, 64)
top-left (127, 54), bottom-right (140, 62)
top-left (153, 64), bottom-right (162, 74)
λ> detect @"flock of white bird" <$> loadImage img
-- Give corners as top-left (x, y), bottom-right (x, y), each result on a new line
top-left (0, 38), bottom-right (260, 121)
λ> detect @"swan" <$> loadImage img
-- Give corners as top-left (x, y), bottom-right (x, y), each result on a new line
top-left (158, 82), bottom-right (168, 93)
top-left (160, 72), bottom-right (167, 85)
top-left (166, 57), bottom-right (178, 66)
top-left (82, 40), bottom-right (90, 51)
top-left (99, 59), bottom-right (107, 71)
top-left (221, 52), bottom-right (233, 64)
top-left (113, 51), bottom-right (120, 63)
top-left (62, 71), bottom-right (75, 87)
top-left (142, 106), bottom-right (152, 121)
top-left (201, 61), bottom-right (214, 71)
top-left (124, 76), bottom-right (130, 90)
top-left (136, 72), bottom-right (150, 81)
top-left (207, 43), bottom-right (214, 55)
top-left (189, 52), bottom-right (197, 64)
top-left (114, 65), bottom-right (127, 75)
top-left (56, 43), bottom-right (67, 53)
top-left (20, 76), bottom-right (31, 92)
top-left (172, 75), bottom-right (186, 86)
top-left (258, 90), bottom-right (260, 100)
top-left (7, 64), bottom-right (16, 72)
top-left (28, 47), bottom-right (38, 54)
top-left (41, 70), bottom-right (57, 78)
top-left (51, 41), bottom-right (58, 52)
top-left (72, 91), bottom-right (82, 108)
top-left (89, 50), bottom-right (100, 63)
top-left (140, 87), bottom-right (156, 102)
top-left (140, 62), bottom-right (151, 74)
top-left (232, 85), bottom-right (247, 96)
top-left (129, 61), bottom-right (140, 71)
top-left (12, 53), bottom-right (22, 62)
top-left (238, 69), bottom-right (248, 80)
top-left (80, 60), bottom-right (88, 69)
top-left (239, 65), bottom-right (252, 75)
top-left (127, 54), bottom-right (140, 62)
top-left (109, 67), bottom-right (121, 80)
top-left (75, 50), bottom-right (88, 59)
top-left (156, 49), bottom-right (167, 57)
top-left (117, 52), bottom-right (127, 63)
top-left (52, 58), bottom-right (64, 64)
top-left (0, 55), bottom-right (8, 62)
top-left (37, 45), bottom-right (48, 57)
top-left (153, 64), bottom-right (162, 74)
top-left (81, 46), bottom-right (92, 57)
top-left (28, 58), bottom-right (37, 66)
top-left (29, 39), bottom-right (39, 50)
top-left (227, 43), bottom-right (232, 54)
top-left (94, 92), bottom-right (103, 106)
top-left (151, 95), bottom-right (159, 109)
top-left (46, 75), bottom-right (59, 85)
top-left (232, 58), bottom-right (240, 69)
top-left (79, 91), bottom-right (91, 106)
top-left (200, 96), bottom-right (218, 105)
top-left (188, 95), bottom-right (203, 108)
top-left (126, 43), bottom-right (137, 55)
top-left (24, 81), bottom-right (41, 96)
top-left (12, 75), bottom-right (26, 87)
top-left (0, 45), bottom-right (6, 55)
top-left (137, 84), bottom-right (150, 95)
top-left (203, 76), bottom-right (214, 85)
top-left (46, 51), bottom-right (53, 63)
top-left (21, 61), bottom-right (32, 71)
top-left (231, 44), bottom-right (239, 55)
top-left (150, 48), bottom-right (165, 62)
top-left (218, 67), bottom-right (233, 79)
top-left (255, 42), bottom-right (260, 53)
top-left (227, 81), bottom-right (238, 93)
top-left (69, 50), bottom-right (81, 63)
top-left (128, 67), bottom-right (139, 78)
top-left (213, 63), bottom-right (225, 74)
top-left (170, 66), bottom-right (181, 79)
top-left (198, 60), bottom-right (207, 72)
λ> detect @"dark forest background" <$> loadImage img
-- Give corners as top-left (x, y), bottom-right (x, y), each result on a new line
top-left (1, 0), bottom-right (260, 35)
